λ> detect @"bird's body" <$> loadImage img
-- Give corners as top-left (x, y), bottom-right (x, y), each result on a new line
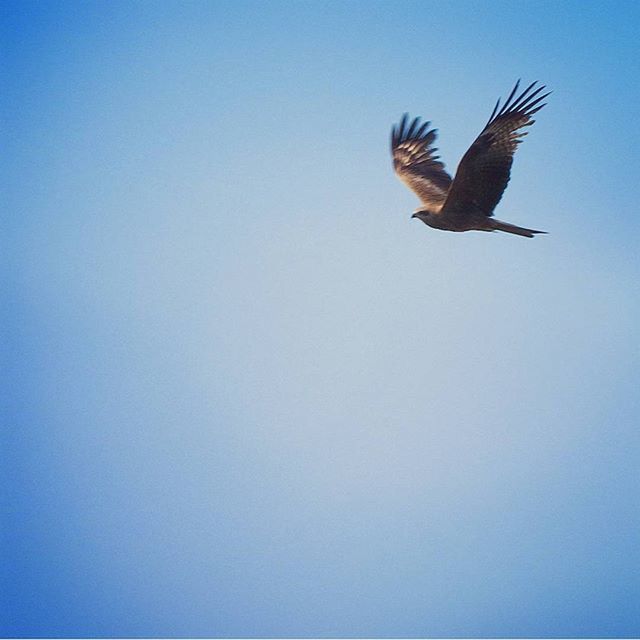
top-left (391, 80), bottom-right (550, 238)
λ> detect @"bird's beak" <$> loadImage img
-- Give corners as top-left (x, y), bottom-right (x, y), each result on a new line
top-left (411, 213), bottom-right (418, 219)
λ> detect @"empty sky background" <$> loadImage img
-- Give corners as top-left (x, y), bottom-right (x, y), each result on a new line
top-left (3, 0), bottom-right (640, 636)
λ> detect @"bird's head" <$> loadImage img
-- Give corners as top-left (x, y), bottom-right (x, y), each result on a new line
top-left (411, 208), bottom-right (432, 224)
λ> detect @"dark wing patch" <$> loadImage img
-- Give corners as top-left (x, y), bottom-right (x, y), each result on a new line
top-left (391, 114), bottom-right (452, 211)
top-left (443, 80), bottom-right (551, 217)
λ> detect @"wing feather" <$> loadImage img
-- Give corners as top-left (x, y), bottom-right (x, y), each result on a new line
top-left (443, 80), bottom-right (551, 218)
top-left (391, 114), bottom-right (452, 210)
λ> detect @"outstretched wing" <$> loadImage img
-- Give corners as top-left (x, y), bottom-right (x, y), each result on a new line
top-left (443, 80), bottom-right (550, 217)
top-left (391, 114), bottom-right (452, 211)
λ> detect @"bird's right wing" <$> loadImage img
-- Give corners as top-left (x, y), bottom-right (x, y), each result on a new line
top-left (391, 114), bottom-right (452, 211)
top-left (443, 80), bottom-right (550, 217)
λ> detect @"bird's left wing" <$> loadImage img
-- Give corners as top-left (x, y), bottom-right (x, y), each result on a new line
top-left (391, 114), bottom-right (452, 211)
top-left (443, 80), bottom-right (551, 217)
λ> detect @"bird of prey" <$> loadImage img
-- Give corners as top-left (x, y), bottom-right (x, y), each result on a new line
top-left (391, 80), bottom-right (550, 237)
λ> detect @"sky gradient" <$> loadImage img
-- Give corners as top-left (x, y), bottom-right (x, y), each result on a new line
top-left (3, 1), bottom-right (640, 636)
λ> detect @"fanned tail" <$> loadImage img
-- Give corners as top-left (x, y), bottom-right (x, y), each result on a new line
top-left (490, 219), bottom-right (547, 238)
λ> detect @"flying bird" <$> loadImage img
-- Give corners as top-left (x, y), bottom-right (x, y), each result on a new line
top-left (391, 80), bottom-right (550, 237)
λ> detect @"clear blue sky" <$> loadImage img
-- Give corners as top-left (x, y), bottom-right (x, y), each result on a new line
top-left (3, 1), bottom-right (639, 636)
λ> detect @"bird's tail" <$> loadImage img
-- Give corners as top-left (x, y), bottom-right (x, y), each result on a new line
top-left (490, 219), bottom-right (547, 238)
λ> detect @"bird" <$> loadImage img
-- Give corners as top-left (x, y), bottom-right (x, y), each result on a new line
top-left (391, 80), bottom-right (550, 238)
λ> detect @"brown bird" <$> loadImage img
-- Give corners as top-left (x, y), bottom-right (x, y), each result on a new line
top-left (391, 80), bottom-right (550, 237)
